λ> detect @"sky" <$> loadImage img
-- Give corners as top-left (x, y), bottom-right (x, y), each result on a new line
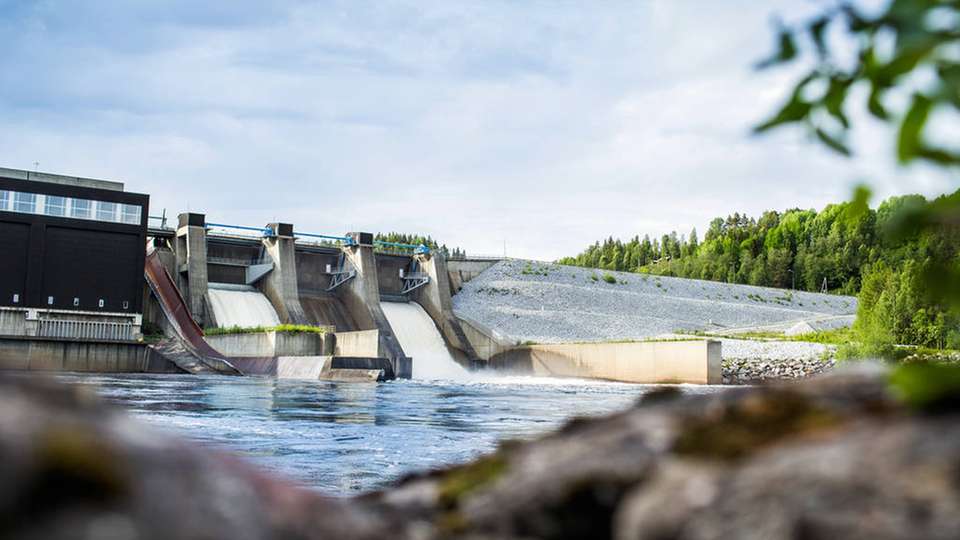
top-left (0, 0), bottom-right (956, 260)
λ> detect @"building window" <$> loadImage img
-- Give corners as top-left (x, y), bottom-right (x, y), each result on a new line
top-left (121, 204), bottom-right (141, 225)
top-left (45, 195), bottom-right (67, 217)
top-left (71, 198), bottom-right (92, 219)
top-left (96, 201), bottom-right (117, 222)
top-left (13, 192), bottom-right (36, 213)
top-left (0, 190), bottom-right (8, 211)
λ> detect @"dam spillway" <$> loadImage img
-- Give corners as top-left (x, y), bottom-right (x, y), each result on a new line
top-left (381, 301), bottom-right (468, 380)
top-left (207, 283), bottom-right (281, 328)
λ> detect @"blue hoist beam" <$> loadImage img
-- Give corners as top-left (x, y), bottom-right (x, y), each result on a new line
top-left (206, 222), bottom-right (274, 237)
top-left (295, 232), bottom-right (356, 246)
top-left (375, 240), bottom-right (431, 255)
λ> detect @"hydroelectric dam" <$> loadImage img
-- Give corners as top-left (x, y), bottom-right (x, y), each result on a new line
top-left (0, 166), bottom-right (858, 384)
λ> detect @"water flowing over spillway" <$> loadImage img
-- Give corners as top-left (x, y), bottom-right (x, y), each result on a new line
top-left (380, 302), bottom-right (470, 380)
top-left (207, 283), bottom-right (281, 328)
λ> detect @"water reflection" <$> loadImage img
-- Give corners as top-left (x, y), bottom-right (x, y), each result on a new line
top-left (52, 373), bottom-right (724, 494)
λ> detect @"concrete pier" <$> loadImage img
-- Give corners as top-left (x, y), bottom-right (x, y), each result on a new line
top-left (174, 213), bottom-right (210, 326)
top-left (413, 252), bottom-right (482, 368)
top-left (261, 223), bottom-right (309, 324)
top-left (341, 233), bottom-right (411, 378)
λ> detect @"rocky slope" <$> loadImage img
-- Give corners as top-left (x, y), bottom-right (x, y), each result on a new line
top-left (2, 366), bottom-right (959, 539)
top-left (453, 259), bottom-right (857, 343)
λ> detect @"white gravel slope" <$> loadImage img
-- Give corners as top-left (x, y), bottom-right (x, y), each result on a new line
top-left (452, 259), bottom-right (857, 344)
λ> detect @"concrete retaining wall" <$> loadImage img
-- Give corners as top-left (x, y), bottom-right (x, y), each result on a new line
top-left (205, 331), bottom-right (330, 358)
top-left (448, 259), bottom-right (499, 295)
top-left (489, 339), bottom-right (722, 384)
top-left (230, 356), bottom-right (331, 379)
top-left (457, 314), bottom-right (516, 361)
top-left (333, 330), bottom-right (380, 357)
top-left (412, 253), bottom-right (481, 367)
top-left (0, 337), bottom-right (168, 373)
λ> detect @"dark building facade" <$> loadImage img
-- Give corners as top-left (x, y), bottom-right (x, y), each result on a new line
top-left (0, 167), bottom-right (149, 314)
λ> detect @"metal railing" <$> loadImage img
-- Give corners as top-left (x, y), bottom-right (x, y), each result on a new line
top-left (206, 222), bottom-right (274, 238)
top-left (207, 256), bottom-right (271, 267)
top-left (447, 254), bottom-right (506, 261)
top-left (37, 319), bottom-right (137, 341)
top-left (374, 240), bottom-right (430, 255)
top-left (295, 232), bottom-right (356, 247)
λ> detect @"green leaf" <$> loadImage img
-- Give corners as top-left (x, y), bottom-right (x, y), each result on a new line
top-left (815, 127), bottom-right (852, 156)
top-left (897, 93), bottom-right (933, 163)
top-left (889, 362), bottom-right (960, 412)
top-left (842, 5), bottom-right (870, 33)
top-left (823, 77), bottom-right (851, 128)
top-left (915, 146), bottom-right (960, 166)
top-left (756, 26), bottom-right (798, 69)
top-left (809, 16), bottom-right (830, 57)
top-left (844, 184), bottom-right (871, 222)
top-left (867, 85), bottom-right (890, 120)
top-left (938, 62), bottom-right (960, 108)
top-left (754, 77), bottom-right (815, 133)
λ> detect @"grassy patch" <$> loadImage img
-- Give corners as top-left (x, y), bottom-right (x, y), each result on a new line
top-left (602, 272), bottom-right (617, 284)
top-left (681, 327), bottom-right (853, 346)
top-left (205, 324), bottom-right (329, 336)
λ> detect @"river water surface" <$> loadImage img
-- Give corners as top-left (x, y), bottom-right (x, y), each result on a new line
top-left (56, 373), bottom-right (724, 494)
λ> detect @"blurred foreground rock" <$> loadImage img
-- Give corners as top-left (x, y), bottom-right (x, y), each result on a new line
top-left (3, 366), bottom-right (960, 539)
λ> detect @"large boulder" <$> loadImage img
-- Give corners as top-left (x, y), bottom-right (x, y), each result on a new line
top-left (2, 364), bottom-right (959, 539)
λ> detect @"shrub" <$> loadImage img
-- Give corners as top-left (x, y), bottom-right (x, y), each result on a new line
top-left (602, 273), bottom-right (617, 284)
top-left (205, 324), bottom-right (329, 336)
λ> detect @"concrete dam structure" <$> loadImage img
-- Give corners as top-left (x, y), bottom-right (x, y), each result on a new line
top-left (142, 214), bottom-right (482, 381)
top-left (0, 165), bottom-right (726, 384)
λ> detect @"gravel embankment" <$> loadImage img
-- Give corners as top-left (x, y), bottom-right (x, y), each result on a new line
top-left (453, 259), bottom-right (857, 344)
top-left (452, 259), bottom-right (857, 384)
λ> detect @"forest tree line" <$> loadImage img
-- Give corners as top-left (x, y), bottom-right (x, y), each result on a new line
top-left (558, 190), bottom-right (960, 350)
top-left (374, 232), bottom-right (466, 259)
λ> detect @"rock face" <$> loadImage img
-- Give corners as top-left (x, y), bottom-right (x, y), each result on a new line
top-left (3, 367), bottom-right (960, 540)
top-left (0, 375), bottom-right (399, 540)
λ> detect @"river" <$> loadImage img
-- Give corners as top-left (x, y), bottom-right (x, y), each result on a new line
top-left (54, 373), bottom-right (725, 494)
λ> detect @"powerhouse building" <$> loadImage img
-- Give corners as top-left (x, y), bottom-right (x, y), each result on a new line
top-left (0, 167), bottom-right (148, 340)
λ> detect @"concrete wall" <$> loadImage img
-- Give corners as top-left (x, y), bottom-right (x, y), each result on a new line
top-left (413, 253), bottom-right (481, 366)
top-left (489, 339), bottom-right (722, 384)
top-left (341, 240), bottom-right (408, 374)
top-left (0, 337), bottom-right (168, 373)
top-left (229, 356), bottom-right (331, 379)
top-left (376, 254), bottom-right (408, 296)
top-left (295, 251), bottom-right (340, 295)
top-left (205, 331), bottom-right (330, 358)
top-left (333, 329), bottom-right (380, 357)
top-left (447, 259), bottom-right (499, 295)
top-left (457, 314), bottom-right (515, 361)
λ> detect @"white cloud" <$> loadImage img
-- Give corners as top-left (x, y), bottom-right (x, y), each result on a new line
top-left (0, 0), bottom-right (954, 261)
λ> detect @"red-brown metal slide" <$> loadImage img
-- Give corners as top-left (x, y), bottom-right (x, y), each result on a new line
top-left (144, 250), bottom-right (242, 375)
